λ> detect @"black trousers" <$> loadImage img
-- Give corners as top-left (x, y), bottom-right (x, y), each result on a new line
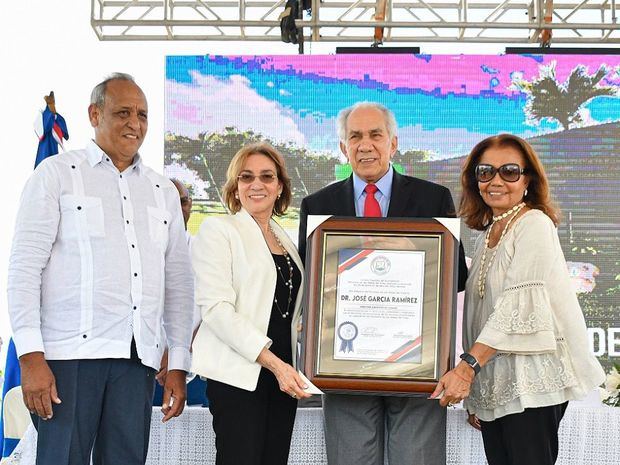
top-left (207, 372), bottom-right (298, 465)
top-left (31, 343), bottom-right (156, 465)
top-left (480, 402), bottom-right (569, 465)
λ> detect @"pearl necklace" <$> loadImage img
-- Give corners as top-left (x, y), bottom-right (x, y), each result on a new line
top-left (492, 202), bottom-right (526, 222)
top-left (477, 202), bottom-right (526, 298)
top-left (269, 224), bottom-right (294, 319)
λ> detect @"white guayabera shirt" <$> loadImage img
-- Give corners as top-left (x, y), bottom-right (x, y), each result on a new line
top-left (8, 140), bottom-right (194, 372)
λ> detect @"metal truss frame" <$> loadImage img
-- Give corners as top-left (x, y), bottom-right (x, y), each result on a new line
top-left (91, 0), bottom-right (620, 44)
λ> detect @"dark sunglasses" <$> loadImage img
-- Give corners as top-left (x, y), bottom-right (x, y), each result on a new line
top-left (237, 173), bottom-right (278, 184)
top-left (475, 163), bottom-right (527, 183)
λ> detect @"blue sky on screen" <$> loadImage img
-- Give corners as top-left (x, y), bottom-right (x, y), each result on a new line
top-left (166, 55), bottom-right (620, 160)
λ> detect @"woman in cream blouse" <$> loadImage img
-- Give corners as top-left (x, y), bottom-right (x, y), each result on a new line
top-left (433, 134), bottom-right (604, 465)
top-left (191, 143), bottom-right (310, 465)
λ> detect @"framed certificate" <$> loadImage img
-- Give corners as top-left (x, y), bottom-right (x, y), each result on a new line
top-left (301, 217), bottom-right (460, 395)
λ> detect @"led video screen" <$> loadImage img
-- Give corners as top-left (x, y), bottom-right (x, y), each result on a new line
top-left (165, 54), bottom-right (620, 367)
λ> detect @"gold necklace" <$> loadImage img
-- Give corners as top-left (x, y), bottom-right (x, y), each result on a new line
top-left (477, 202), bottom-right (526, 298)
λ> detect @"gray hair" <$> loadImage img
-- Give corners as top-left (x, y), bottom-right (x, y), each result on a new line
top-left (90, 72), bottom-right (136, 107)
top-left (336, 102), bottom-right (398, 143)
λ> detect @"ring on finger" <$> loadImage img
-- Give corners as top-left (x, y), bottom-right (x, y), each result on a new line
top-left (291, 393), bottom-right (297, 399)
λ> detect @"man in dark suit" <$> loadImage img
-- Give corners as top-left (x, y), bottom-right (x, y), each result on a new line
top-left (298, 102), bottom-right (467, 465)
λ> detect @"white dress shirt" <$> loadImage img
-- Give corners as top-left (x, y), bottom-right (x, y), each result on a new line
top-left (185, 232), bottom-right (202, 331)
top-left (8, 140), bottom-right (194, 372)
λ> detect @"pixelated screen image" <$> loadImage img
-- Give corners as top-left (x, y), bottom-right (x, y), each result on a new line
top-left (165, 54), bottom-right (620, 366)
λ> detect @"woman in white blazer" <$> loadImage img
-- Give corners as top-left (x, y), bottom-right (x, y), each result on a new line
top-left (191, 143), bottom-right (310, 465)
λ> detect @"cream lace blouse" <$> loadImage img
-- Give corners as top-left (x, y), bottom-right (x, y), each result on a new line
top-left (463, 209), bottom-right (605, 421)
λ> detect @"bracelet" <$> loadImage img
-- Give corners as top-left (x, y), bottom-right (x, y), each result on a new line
top-left (459, 352), bottom-right (481, 375)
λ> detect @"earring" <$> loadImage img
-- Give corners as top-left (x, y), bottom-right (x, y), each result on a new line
top-left (277, 193), bottom-right (281, 199)
top-left (524, 188), bottom-right (528, 197)
top-left (235, 193), bottom-right (239, 199)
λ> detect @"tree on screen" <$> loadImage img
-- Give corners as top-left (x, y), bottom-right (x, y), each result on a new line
top-left (165, 127), bottom-right (339, 208)
top-left (511, 62), bottom-right (618, 130)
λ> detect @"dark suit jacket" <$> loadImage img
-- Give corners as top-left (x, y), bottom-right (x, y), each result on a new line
top-left (298, 169), bottom-right (468, 291)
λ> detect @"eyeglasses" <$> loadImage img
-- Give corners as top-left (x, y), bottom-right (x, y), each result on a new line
top-left (475, 163), bottom-right (527, 183)
top-left (237, 173), bottom-right (278, 184)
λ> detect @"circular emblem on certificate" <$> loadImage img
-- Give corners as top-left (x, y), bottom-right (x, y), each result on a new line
top-left (370, 255), bottom-right (391, 275)
top-left (337, 321), bottom-right (358, 353)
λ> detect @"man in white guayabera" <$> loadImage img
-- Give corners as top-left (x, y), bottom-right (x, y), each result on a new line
top-left (7, 73), bottom-right (194, 465)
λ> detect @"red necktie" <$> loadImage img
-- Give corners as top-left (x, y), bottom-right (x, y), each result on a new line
top-left (363, 184), bottom-right (382, 217)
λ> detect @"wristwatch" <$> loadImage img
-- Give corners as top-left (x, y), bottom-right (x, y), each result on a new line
top-left (459, 352), bottom-right (481, 375)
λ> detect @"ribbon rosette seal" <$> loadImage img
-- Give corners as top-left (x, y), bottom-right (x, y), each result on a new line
top-left (338, 321), bottom-right (358, 353)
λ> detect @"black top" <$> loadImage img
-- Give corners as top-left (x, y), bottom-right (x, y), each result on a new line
top-left (257, 253), bottom-right (301, 391)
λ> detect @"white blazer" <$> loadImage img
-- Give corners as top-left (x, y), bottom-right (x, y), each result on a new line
top-left (190, 208), bottom-right (304, 391)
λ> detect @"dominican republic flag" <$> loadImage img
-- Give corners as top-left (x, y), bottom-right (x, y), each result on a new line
top-left (34, 106), bottom-right (69, 168)
top-left (0, 339), bottom-right (22, 459)
top-left (1, 104), bottom-right (67, 456)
